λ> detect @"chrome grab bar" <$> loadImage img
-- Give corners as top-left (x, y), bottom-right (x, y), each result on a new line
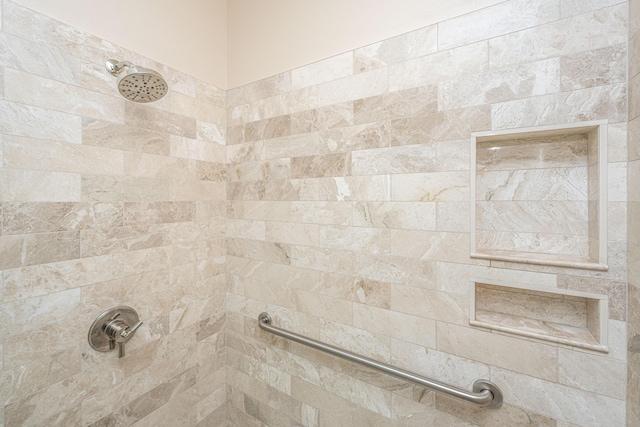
top-left (258, 312), bottom-right (502, 408)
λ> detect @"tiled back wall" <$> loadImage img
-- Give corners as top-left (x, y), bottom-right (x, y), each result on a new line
top-left (0, 0), bottom-right (227, 425)
top-left (226, 1), bottom-right (630, 426)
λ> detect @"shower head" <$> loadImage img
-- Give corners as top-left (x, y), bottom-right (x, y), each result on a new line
top-left (105, 59), bottom-right (168, 103)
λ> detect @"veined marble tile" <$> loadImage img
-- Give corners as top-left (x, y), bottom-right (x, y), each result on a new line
top-left (0, 32), bottom-right (82, 85)
top-left (264, 133), bottom-right (321, 160)
top-left (436, 140), bottom-right (470, 172)
top-left (291, 102), bottom-right (354, 134)
top-left (389, 42), bottom-right (488, 92)
top-left (265, 222), bottom-right (319, 246)
top-left (476, 230), bottom-right (590, 257)
top-left (631, 29), bottom-right (640, 80)
top-left (354, 25), bottom-right (437, 73)
top-left (319, 319), bottom-right (390, 362)
top-left (492, 83), bottom-right (627, 129)
top-left (560, 44), bottom-right (627, 91)
top-left (557, 348), bottom-right (626, 399)
top-left (391, 171), bottom-right (469, 202)
top-left (317, 68), bottom-right (388, 107)
top-left (197, 121), bottom-right (226, 145)
top-left (355, 253), bottom-right (436, 288)
top-left (82, 119), bottom-right (170, 155)
top-left (228, 158), bottom-right (290, 182)
top-left (608, 161), bottom-right (627, 202)
top-left (24, 230), bottom-right (80, 266)
top-left (242, 72), bottom-right (292, 104)
top-left (490, 4), bottom-right (627, 68)
top-left (391, 339), bottom-right (489, 389)
top-left (170, 135), bottom-right (226, 162)
top-left (476, 167), bottom-right (587, 201)
top-left (560, 0), bottom-right (627, 18)
top-left (318, 122), bottom-right (392, 154)
top-left (491, 367), bottom-right (625, 426)
top-left (438, 58), bottom-right (560, 110)
top-left (291, 52), bottom-right (353, 90)
top-left (353, 201), bottom-right (437, 231)
top-left (0, 235), bottom-right (23, 269)
top-left (476, 134), bottom-right (588, 171)
top-left (290, 201), bottom-right (351, 225)
top-left (4, 68), bottom-right (125, 123)
top-left (227, 238), bottom-right (291, 265)
top-left (290, 245), bottom-right (354, 275)
top-left (391, 285), bottom-right (468, 324)
top-left (476, 201), bottom-right (588, 234)
top-left (319, 225), bottom-right (390, 254)
top-left (0, 100), bottom-right (81, 144)
top-left (244, 114), bottom-right (291, 142)
top-left (227, 140), bottom-right (265, 163)
top-left (227, 201), bottom-right (291, 222)
top-left (353, 304), bottom-right (436, 349)
top-left (354, 85), bottom-right (438, 125)
top-left (3, 135), bottom-right (124, 175)
top-left (226, 219), bottom-right (266, 240)
top-left (79, 225), bottom-right (169, 257)
top-left (318, 176), bottom-right (391, 201)
top-left (390, 230), bottom-right (470, 263)
top-left (631, 72), bottom-right (640, 122)
top-left (196, 160), bottom-right (227, 182)
top-left (2, 201), bottom-right (123, 234)
top-left (437, 322), bottom-right (558, 381)
top-left (436, 201), bottom-right (470, 232)
top-left (352, 144), bottom-right (437, 176)
top-left (125, 102), bottom-right (197, 139)
top-left (0, 169), bottom-right (81, 202)
top-left (438, 0), bottom-right (560, 51)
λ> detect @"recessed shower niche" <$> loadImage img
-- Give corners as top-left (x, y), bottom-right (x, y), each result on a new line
top-left (470, 121), bottom-right (608, 271)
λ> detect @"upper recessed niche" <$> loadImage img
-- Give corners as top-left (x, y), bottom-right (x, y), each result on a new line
top-left (470, 121), bottom-right (608, 271)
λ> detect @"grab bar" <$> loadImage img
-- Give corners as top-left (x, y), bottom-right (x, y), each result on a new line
top-left (258, 312), bottom-right (502, 408)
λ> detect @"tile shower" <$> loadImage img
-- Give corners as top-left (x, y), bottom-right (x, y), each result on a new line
top-left (0, 1), bottom-right (638, 427)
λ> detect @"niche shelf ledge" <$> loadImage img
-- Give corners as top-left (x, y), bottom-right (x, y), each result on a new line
top-left (470, 278), bottom-right (609, 353)
top-left (470, 121), bottom-right (608, 271)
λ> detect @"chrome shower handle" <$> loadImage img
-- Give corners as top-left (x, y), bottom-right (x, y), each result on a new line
top-left (88, 306), bottom-right (142, 358)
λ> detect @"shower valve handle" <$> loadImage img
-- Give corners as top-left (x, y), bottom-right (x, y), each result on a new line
top-left (88, 306), bottom-right (143, 359)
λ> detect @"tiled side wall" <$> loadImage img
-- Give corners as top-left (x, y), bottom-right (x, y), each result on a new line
top-left (226, 1), bottom-right (629, 426)
top-left (628, 0), bottom-right (640, 425)
top-left (0, 1), bottom-right (227, 426)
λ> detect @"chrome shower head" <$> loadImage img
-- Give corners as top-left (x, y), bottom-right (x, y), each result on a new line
top-left (105, 59), bottom-right (168, 103)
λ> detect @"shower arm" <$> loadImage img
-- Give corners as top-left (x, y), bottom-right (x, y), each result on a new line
top-left (105, 59), bottom-right (134, 76)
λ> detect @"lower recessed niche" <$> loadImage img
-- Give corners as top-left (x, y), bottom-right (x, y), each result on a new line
top-left (470, 121), bottom-right (608, 270)
top-left (470, 279), bottom-right (608, 352)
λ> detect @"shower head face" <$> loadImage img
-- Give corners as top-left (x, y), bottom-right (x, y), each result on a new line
top-left (117, 66), bottom-right (168, 103)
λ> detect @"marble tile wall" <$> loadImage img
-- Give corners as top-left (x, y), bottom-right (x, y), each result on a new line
top-left (226, 1), bottom-right (631, 426)
top-left (0, 1), bottom-right (227, 426)
top-left (628, 0), bottom-right (640, 425)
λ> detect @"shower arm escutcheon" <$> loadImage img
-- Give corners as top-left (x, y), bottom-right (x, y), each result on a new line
top-left (88, 306), bottom-right (143, 358)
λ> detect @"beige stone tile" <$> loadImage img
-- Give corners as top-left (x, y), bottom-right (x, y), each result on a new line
top-left (291, 201), bottom-right (351, 225)
top-left (123, 201), bottom-right (195, 226)
top-left (607, 122), bottom-right (627, 162)
top-left (227, 238), bottom-right (291, 265)
top-left (228, 158), bottom-right (290, 182)
top-left (391, 339), bottom-right (490, 389)
top-left (560, 44), bottom-right (627, 91)
top-left (489, 4), bottom-right (627, 68)
top-left (436, 202), bottom-right (470, 232)
top-left (264, 133), bottom-right (321, 159)
top-left (4, 135), bottom-right (124, 175)
top-left (436, 140), bottom-right (470, 172)
top-left (354, 253), bottom-right (437, 288)
top-left (196, 120), bottom-right (226, 144)
top-left (266, 221), bottom-right (319, 246)
top-left (557, 274), bottom-right (626, 321)
top-left (437, 322), bottom-right (558, 381)
top-left (492, 83), bottom-right (627, 129)
top-left (170, 135), bottom-right (226, 162)
top-left (82, 119), bottom-right (170, 156)
top-left (0, 169), bottom-right (81, 202)
top-left (320, 319), bottom-right (391, 362)
top-left (317, 68), bottom-right (388, 107)
top-left (196, 161), bottom-right (227, 182)
top-left (0, 99), bottom-right (81, 144)
top-left (4, 68), bottom-right (125, 123)
top-left (631, 73), bottom-right (640, 122)
top-left (438, 0), bottom-right (560, 51)
top-left (23, 230), bottom-right (80, 266)
top-left (354, 85), bottom-right (438, 125)
top-left (390, 285), bottom-right (468, 324)
top-left (557, 348), bottom-right (626, 399)
top-left (391, 230), bottom-right (469, 264)
top-left (226, 219), bottom-right (266, 240)
top-left (491, 367), bottom-right (625, 426)
top-left (290, 246), bottom-right (354, 275)
top-left (80, 226), bottom-right (169, 258)
top-left (0, 32), bottom-right (82, 85)
top-left (355, 25), bottom-right (437, 73)
top-left (631, 29), bottom-right (640, 79)
top-left (353, 201), bottom-right (437, 231)
top-left (244, 114), bottom-right (291, 143)
top-left (292, 52), bottom-right (353, 90)
top-left (439, 58), bottom-right (560, 110)
top-left (318, 176), bottom-right (390, 201)
top-left (242, 72), bottom-right (292, 104)
top-left (352, 144), bottom-right (437, 175)
top-left (291, 152), bottom-right (350, 178)
top-left (0, 235), bottom-right (23, 269)
top-left (291, 102), bottom-right (354, 134)
top-left (560, 0), bottom-right (627, 17)
top-left (389, 42), bottom-right (488, 92)
top-left (1, 201), bottom-right (122, 234)
top-left (391, 171), bottom-right (469, 202)
top-left (353, 304), bottom-right (436, 349)
top-left (434, 394), bottom-right (557, 427)
top-left (319, 225), bottom-right (390, 254)
top-left (227, 200), bottom-right (291, 222)
top-left (124, 102), bottom-right (197, 139)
